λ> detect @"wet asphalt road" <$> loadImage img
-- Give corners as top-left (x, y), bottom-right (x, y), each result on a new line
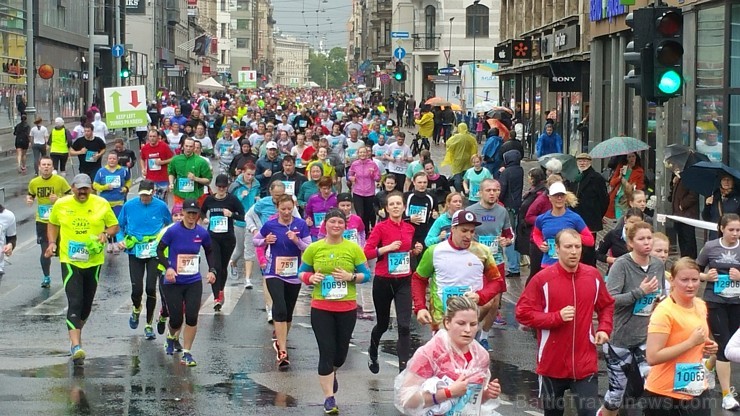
top-left (0, 133), bottom-right (739, 415)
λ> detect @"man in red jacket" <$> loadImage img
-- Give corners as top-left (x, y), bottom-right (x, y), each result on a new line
top-left (515, 228), bottom-right (614, 416)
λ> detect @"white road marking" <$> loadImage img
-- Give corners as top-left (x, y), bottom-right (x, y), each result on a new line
top-left (199, 286), bottom-right (246, 315)
top-left (295, 322), bottom-right (312, 329)
top-left (384, 360), bottom-right (399, 368)
top-left (525, 411), bottom-right (544, 416)
top-left (26, 288), bottom-right (67, 315)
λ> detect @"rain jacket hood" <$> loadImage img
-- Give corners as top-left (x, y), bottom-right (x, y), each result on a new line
top-left (443, 123), bottom-right (478, 175)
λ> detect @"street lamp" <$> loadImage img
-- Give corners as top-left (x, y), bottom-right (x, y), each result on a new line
top-left (447, 17), bottom-right (454, 101)
top-left (472, 0), bottom-right (479, 108)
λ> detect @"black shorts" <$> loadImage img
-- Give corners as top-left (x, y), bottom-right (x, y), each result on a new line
top-left (15, 138), bottom-right (29, 150)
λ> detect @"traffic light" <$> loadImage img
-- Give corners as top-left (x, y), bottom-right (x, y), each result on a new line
top-left (650, 7), bottom-right (683, 103)
top-left (393, 61), bottom-right (406, 82)
top-left (623, 8), bottom-right (654, 97)
top-left (120, 59), bottom-right (130, 79)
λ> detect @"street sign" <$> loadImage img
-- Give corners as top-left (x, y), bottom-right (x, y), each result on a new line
top-left (394, 47), bottom-right (406, 60)
top-left (359, 60), bottom-right (372, 71)
top-left (238, 70), bottom-right (257, 88)
top-left (380, 73), bottom-right (391, 84)
top-left (390, 31), bottom-right (410, 39)
top-left (103, 85), bottom-right (148, 128)
top-left (438, 67), bottom-right (458, 75)
top-left (112, 44), bottom-right (125, 58)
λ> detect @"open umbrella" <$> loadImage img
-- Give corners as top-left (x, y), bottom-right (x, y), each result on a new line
top-left (538, 153), bottom-right (578, 181)
top-left (450, 103), bottom-right (462, 111)
top-left (473, 101), bottom-right (496, 114)
top-left (425, 96), bottom-right (450, 106)
top-left (589, 136), bottom-right (649, 159)
top-left (664, 144), bottom-right (710, 172)
top-left (681, 161), bottom-right (740, 197)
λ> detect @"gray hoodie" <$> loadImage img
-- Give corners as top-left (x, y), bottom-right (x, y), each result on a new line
top-left (606, 253), bottom-right (666, 348)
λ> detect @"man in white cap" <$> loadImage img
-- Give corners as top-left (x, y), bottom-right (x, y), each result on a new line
top-left (255, 141), bottom-right (283, 197)
top-left (45, 173), bottom-right (119, 365)
top-left (49, 117), bottom-right (72, 176)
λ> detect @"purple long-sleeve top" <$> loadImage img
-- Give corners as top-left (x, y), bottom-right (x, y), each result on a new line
top-left (304, 193), bottom-right (338, 237)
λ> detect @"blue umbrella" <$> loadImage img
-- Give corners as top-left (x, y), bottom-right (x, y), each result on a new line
top-left (681, 161), bottom-right (740, 197)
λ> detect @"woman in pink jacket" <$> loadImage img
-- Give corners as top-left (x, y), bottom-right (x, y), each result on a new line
top-left (348, 146), bottom-right (381, 232)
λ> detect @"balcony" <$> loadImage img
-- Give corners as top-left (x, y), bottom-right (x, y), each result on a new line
top-left (412, 33), bottom-right (441, 51)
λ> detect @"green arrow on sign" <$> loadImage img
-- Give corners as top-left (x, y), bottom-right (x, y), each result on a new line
top-left (109, 91), bottom-right (122, 113)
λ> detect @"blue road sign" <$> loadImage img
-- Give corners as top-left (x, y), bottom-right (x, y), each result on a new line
top-left (394, 47), bottom-right (406, 60)
top-left (438, 67), bottom-right (457, 75)
top-left (112, 44), bottom-right (125, 58)
top-left (390, 32), bottom-right (410, 39)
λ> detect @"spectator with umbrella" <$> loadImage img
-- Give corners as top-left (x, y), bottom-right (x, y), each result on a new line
top-left (567, 153), bottom-right (609, 266)
top-left (665, 144), bottom-right (707, 259)
top-left (681, 162), bottom-right (740, 240)
top-left (534, 122), bottom-right (562, 158)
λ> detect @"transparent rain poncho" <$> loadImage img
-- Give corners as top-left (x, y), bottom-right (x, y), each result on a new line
top-left (394, 329), bottom-right (501, 416)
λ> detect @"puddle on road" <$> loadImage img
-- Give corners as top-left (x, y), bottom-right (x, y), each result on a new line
top-left (204, 373), bottom-right (297, 407)
top-left (0, 355), bottom-right (133, 379)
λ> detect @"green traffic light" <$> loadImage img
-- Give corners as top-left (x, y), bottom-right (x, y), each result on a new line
top-left (121, 69), bottom-right (130, 78)
top-left (394, 72), bottom-right (402, 80)
top-left (658, 70), bottom-right (681, 94)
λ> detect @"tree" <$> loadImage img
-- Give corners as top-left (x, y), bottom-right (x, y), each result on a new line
top-left (308, 47), bottom-right (348, 89)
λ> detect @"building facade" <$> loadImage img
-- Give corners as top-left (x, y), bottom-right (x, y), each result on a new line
top-left (230, 0), bottom-right (254, 77)
top-left (495, 0), bottom-right (589, 155)
top-left (390, 0), bottom-right (500, 107)
top-left (253, 0), bottom-right (275, 83)
top-left (0, 0), bottom-right (27, 130)
top-left (273, 36), bottom-right (310, 87)
top-left (347, 0), bottom-right (366, 85)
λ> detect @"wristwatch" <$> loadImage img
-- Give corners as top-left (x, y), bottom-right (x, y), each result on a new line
top-left (209, 268), bottom-right (217, 274)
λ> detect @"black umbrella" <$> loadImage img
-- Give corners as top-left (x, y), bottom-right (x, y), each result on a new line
top-left (664, 144), bottom-right (710, 172)
top-left (681, 161), bottom-right (740, 197)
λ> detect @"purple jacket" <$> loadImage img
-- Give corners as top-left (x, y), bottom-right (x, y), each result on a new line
top-left (305, 193), bottom-right (338, 237)
top-left (348, 158), bottom-right (381, 197)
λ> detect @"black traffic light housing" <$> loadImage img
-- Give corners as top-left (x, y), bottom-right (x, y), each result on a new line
top-left (651, 7), bottom-right (683, 103)
top-left (120, 59), bottom-right (131, 79)
top-left (393, 61), bottom-right (406, 82)
top-left (623, 8), bottom-right (655, 97)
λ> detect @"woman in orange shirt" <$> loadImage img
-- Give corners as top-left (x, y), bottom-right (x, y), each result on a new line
top-left (644, 257), bottom-right (718, 415)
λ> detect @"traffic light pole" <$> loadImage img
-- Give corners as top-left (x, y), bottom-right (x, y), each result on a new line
top-left (24, 0), bottom-right (35, 122)
top-left (115, 0), bottom-right (121, 87)
top-left (654, 104), bottom-right (668, 232)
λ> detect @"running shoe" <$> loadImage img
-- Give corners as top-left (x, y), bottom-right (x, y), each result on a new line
top-left (41, 276), bottom-right (51, 288)
top-left (272, 339), bottom-right (280, 360)
top-left (214, 292), bottom-right (223, 312)
top-left (144, 325), bottom-right (156, 340)
top-left (267, 307), bottom-right (273, 324)
top-left (333, 372), bottom-right (338, 393)
top-left (368, 356), bottom-right (380, 374)
top-left (245, 278), bottom-right (253, 289)
top-left (323, 396), bottom-right (338, 414)
top-left (493, 312), bottom-right (507, 326)
top-left (71, 345), bottom-right (85, 366)
top-left (478, 338), bottom-right (491, 351)
top-left (181, 352), bottom-right (197, 367)
top-left (272, 330), bottom-right (277, 341)
top-left (129, 307), bottom-right (141, 329)
top-left (230, 261), bottom-right (237, 277)
top-left (165, 336), bottom-right (175, 355)
top-left (723, 387), bottom-right (740, 411)
top-left (156, 315), bottom-right (167, 335)
top-left (277, 351), bottom-right (290, 369)
top-left (174, 339), bottom-right (183, 352)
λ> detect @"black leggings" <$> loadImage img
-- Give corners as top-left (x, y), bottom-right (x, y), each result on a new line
top-left (707, 301), bottom-right (740, 362)
top-left (540, 374), bottom-right (600, 416)
top-left (161, 280), bottom-right (202, 330)
top-left (209, 234), bottom-right (235, 297)
top-left (369, 275), bottom-right (412, 367)
top-left (642, 390), bottom-right (711, 416)
top-left (158, 274), bottom-right (170, 318)
top-left (266, 278), bottom-right (301, 322)
top-left (311, 308), bottom-right (357, 376)
top-left (527, 241), bottom-right (544, 285)
top-left (62, 263), bottom-right (101, 330)
top-left (50, 153), bottom-right (68, 172)
top-left (353, 193), bottom-right (376, 232)
top-left (36, 222), bottom-right (51, 277)
top-left (128, 255), bottom-right (160, 325)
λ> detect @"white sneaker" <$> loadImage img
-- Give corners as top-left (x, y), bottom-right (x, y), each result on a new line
top-left (244, 278), bottom-right (253, 289)
top-left (723, 387), bottom-right (740, 411)
top-left (266, 306), bottom-right (273, 324)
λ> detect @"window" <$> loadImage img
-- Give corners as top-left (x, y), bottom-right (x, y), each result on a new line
top-left (221, 49), bottom-right (226, 64)
top-left (696, 7), bottom-right (724, 89)
top-left (236, 38), bottom-right (249, 48)
top-left (384, 20), bottom-right (390, 46)
top-left (236, 19), bottom-right (249, 30)
top-left (220, 0), bottom-right (227, 11)
top-left (731, 4), bottom-right (740, 87)
top-left (236, 0), bottom-right (249, 10)
top-left (696, 95), bottom-right (723, 162)
top-left (466, 3), bottom-right (489, 38)
top-left (221, 23), bottom-right (227, 37)
top-left (425, 6), bottom-right (436, 36)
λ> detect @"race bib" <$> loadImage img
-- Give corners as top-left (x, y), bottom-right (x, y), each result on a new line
top-left (673, 363), bottom-right (707, 396)
top-left (547, 238), bottom-right (558, 259)
top-left (321, 275), bottom-right (348, 300)
top-left (388, 252), bottom-right (410, 275)
top-left (220, 143), bottom-right (232, 156)
top-left (478, 235), bottom-right (499, 254)
top-left (343, 229), bottom-right (359, 245)
top-left (713, 274), bottom-right (740, 298)
top-left (392, 149), bottom-right (402, 159)
top-left (178, 178), bottom-right (195, 193)
top-left (374, 150), bottom-right (384, 158)
top-left (282, 180), bottom-right (296, 196)
top-left (68, 241), bottom-right (90, 262)
top-left (408, 205), bottom-right (428, 223)
top-left (105, 175), bottom-right (121, 188)
top-left (275, 256), bottom-right (298, 277)
top-left (470, 184), bottom-right (480, 199)
top-left (446, 381), bottom-right (487, 416)
top-left (38, 204), bottom-right (52, 221)
top-left (134, 241), bottom-right (158, 259)
top-left (633, 290), bottom-right (660, 316)
top-left (313, 212), bottom-right (326, 226)
top-left (209, 216), bottom-right (228, 233)
top-left (442, 286), bottom-right (471, 313)
top-left (176, 254), bottom-right (200, 275)
top-left (85, 150), bottom-right (96, 162)
top-left (298, 120), bottom-right (307, 128)
top-left (347, 148), bottom-right (358, 159)
top-left (147, 158), bottom-right (161, 171)
top-left (295, 158), bottom-right (304, 168)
